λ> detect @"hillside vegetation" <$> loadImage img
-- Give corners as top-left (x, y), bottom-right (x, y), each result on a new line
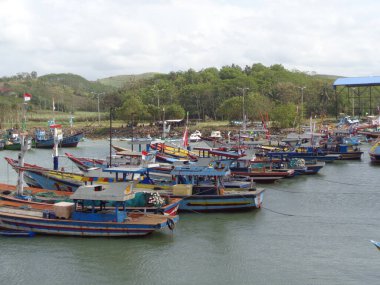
top-left (97, 73), bottom-right (157, 88)
top-left (1, 64), bottom-right (373, 130)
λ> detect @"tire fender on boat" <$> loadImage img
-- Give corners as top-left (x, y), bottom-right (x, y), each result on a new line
top-left (167, 218), bottom-right (175, 230)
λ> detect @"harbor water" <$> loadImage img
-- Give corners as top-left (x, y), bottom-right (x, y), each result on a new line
top-left (1, 140), bottom-right (380, 285)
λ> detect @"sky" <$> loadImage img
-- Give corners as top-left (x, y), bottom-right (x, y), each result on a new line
top-left (1, 0), bottom-right (379, 80)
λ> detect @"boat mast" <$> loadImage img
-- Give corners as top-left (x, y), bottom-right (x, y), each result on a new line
top-left (16, 98), bottom-right (30, 196)
top-left (162, 107), bottom-right (166, 139)
top-left (109, 107), bottom-right (113, 167)
top-left (52, 125), bottom-right (62, 170)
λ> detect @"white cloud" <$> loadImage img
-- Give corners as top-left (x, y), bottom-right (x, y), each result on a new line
top-left (0, 0), bottom-right (380, 79)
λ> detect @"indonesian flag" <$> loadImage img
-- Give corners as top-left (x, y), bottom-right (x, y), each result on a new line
top-left (24, 93), bottom-right (32, 102)
top-left (182, 126), bottom-right (189, 148)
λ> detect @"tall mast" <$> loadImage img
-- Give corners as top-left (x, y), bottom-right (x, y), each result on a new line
top-left (16, 97), bottom-right (30, 196)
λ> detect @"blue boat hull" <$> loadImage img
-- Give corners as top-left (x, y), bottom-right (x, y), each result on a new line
top-left (35, 132), bottom-right (84, 149)
top-left (171, 190), bottom-right (264, 212)
top-left (24, 170), bottom-right (81, 192)
top-left (0, 212), bottom-right (178, 237)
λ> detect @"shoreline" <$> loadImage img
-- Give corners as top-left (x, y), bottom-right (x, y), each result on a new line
top-left (1, 124), bottom-right (297, 141)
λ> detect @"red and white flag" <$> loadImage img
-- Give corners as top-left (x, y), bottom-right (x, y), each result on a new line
top-left (182, 126), bottom-right (189, 148)
top-left (24, 93), bottom-right (32, 102)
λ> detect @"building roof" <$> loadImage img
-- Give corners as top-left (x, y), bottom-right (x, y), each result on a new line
top-left (333, 76), bottom-right (380, 88)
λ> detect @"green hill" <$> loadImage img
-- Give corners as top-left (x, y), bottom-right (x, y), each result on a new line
top-left (39, 73), bottom-right (112, 93)
top-left (98, 73), bottom-right (158, 88)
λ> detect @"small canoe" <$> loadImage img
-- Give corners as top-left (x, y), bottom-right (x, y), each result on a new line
top-left (370, 240), bottom-right (380, 250)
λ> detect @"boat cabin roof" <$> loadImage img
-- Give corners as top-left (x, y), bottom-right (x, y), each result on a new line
top-left (170, 166), bottom-right (230, 176)
top-left (102, 166), bottom-right (148, 174)
top-left (70, 183), bottom-right (135, 202)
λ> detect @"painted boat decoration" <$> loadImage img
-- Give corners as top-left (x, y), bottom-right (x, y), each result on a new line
top-left (0, 183), bottom-right (179, 237)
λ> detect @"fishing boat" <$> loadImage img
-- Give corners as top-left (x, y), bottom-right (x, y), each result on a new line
top-left (370, 240), bottom-right (380, 250)
top-left (3, 129), bottom-right (33, 150)
top-left (320, 142), bottom-right (363, 160)
top-left (229, 158), bottom-right (295, 180)
top-left (189, 130), bottom-right (202, 142)
top-left (150, 142), bottom-right (198, 161)
top-left (265, 156), bottom-right (325, 175)
top-left (0, 182), bottom-right (181, 217)
top-left (5, 157), bottom-right (84, 191)
top-left (369, 140), bottom-right (380, 163)
top-left (0, 183), bottom-right (178, 237)
top-left (65, 148), bottom-right (159, 172)
top-left (167, 165), bottom-right (264, 212)
top-left (34, 128), bottom-right (84, 148)
top-left (259, 145), bottom-right (341, 162)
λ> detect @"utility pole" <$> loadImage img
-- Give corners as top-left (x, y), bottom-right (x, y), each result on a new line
top-left (131, 112), bottom-right (135, 151)
top-left (97, 93), bottom-right (100, 125)
top-left (237, 87), bottom-right (249, 131)
top-left (298, 86), bottom-right (306, 130)
top-left (97, 92), bottom-right (104, 125)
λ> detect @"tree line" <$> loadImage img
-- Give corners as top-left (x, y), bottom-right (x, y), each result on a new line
top-left (2, 64), bottom-right (365, 128)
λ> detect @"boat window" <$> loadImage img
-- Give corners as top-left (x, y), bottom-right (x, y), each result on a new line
top-left (94, 185), bottom-right (103, 191)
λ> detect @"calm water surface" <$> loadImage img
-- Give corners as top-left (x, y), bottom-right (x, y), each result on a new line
top-left (1, 140), bottom-right (380, 285)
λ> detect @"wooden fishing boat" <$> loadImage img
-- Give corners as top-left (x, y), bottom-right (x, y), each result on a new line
top-left (3, 129), bottom-right (34, 150)
top-left (167, 165), bottom-right (264, 212)
top-left (0, 183), bottom-right (178, 237)
top-left (267, 156), bottom-right (325, 175)
top-left (229, 158), bottom-right (295, 179)
top-left (260, 146), bottom-right (341, 162)
top-left (369, 140), bottom-right (380, 163)
top-left (320, 142), bottom-right (363, 160)
top-left (5, 157), bottom-right (83, 191)
top-left (0, 182), bottom-right (181, 217)
top-left (65, 149), bottom-right (159, 172)
top-left (34, 130), bottom-right (84, 148)
top-left (150, 142), bottom-right (198, 161)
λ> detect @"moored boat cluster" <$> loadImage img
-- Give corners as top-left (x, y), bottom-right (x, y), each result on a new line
top-left (1, 115), bottom-right (379, 238)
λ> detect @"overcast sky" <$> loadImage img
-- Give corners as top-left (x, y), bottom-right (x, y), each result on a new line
top-left (1, 0), bottom-right (379, 80)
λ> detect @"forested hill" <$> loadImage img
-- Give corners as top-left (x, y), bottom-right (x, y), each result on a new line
top-left (107, 64), bottom-right (341, 128)
top-left (0, 64), bottom-right (343, 128)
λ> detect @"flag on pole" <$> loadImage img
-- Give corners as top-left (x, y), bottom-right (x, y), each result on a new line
top-left (182, 126), bottom-right (189, 148)
top-left (24, 93), bottom-right (32, 102)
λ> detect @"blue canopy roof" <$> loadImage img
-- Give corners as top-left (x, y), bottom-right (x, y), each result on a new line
top-left (333, 76), bottom-right (380, 88)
